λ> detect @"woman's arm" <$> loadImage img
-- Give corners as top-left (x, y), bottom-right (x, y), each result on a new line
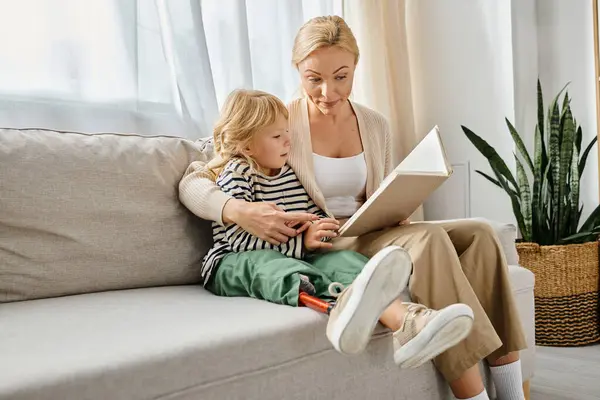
top-left (178, 161), bottom-right (319, 245)
top-left (179, 161), bottom-right (232, 225)
top-left (383, 118), bottom-right (394, 178)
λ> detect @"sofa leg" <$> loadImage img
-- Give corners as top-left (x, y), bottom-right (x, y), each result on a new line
top-left (523, 380), bottom-right (530, 400)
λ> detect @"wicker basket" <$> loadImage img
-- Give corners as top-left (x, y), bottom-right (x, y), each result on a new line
top-left (516, 241), bottom-right (600, 346)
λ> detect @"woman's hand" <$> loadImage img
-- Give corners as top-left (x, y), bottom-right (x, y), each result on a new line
top-left (222, 199), bottom-right (319, 245)
top-left (399, 218), bottom-right (411, 226)
top-left (304, 218), bottom-right (340, 251)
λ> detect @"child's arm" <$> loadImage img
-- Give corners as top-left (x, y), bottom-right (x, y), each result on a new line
top-left (218, 166), bottom-right (298, 253)
top-left (301, 198), bottom-right (338, 250)
top-left (306, 199), bottom-right (329, 219)
top-left (216, 167), bottom-right (256, 251)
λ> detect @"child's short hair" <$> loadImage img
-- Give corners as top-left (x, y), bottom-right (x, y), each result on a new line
top-left (207, 89), bottom-right (288, 180)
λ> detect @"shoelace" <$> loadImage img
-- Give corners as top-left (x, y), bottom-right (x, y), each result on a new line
top-left (398, 303), bottom-right (433, 331)
top-left (406, 303), bottom-right (434, 318)
top-left (328, 282), bottom-right (345, 298)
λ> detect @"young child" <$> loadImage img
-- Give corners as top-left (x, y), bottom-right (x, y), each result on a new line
top-left (197, 89), bottom-right (473, 361)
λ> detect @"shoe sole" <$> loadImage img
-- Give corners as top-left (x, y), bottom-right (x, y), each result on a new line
top-left (327, 246), bottom-right (413, 355)
top-left (394, 303), bottom-right (474, 368)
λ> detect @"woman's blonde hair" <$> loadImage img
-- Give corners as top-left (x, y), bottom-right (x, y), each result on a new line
top-left (206, 89), bottom-right (288, 180)
top-left (291, 15), bottom-right (359, 68)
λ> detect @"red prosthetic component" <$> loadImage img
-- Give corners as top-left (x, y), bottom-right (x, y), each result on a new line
top-left (298, 292), bottom-right (334, 315)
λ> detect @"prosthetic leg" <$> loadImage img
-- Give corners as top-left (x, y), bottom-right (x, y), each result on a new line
top-left (299, 292), bottom-right (334, 314)
top-left (297, 274), bottom-right (335, 314)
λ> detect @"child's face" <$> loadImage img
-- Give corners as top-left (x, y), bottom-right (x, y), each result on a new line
top-left (246, 116), bottom-right (290, 175)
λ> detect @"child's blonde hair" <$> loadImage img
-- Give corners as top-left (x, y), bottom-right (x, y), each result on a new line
top-left (207, 89), bottom-right (289, 180)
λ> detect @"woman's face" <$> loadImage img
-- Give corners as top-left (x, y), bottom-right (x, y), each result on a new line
top-left (298, 46), bottom-right (356, 116)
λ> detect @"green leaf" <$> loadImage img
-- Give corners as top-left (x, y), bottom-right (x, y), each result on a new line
top-left (531, 125), bottom-right (543, 242)
top-left (537, 79), bottom-right (545, 139)
top-left (494, 169), bottom-right (528, 239)
top-left (561, 205), bottom-right (572, 239)
top-left (475, 170), bottom-right (502, 189)
top-left (475, 170), bottom-right (520, 197)
top-left (562, 91), bottom-right (570, 115)
top-left (506, 118), bottom-right (534, 173)
top-left (461, 125), bottom-right (520, 194)
top-left (558, 106), bottom-right (575, 237)
top-left (548, 98), bottom-right (561, 241)
top-left (558, 92), bottom-right (570, 148)
top-left (580, 204), bottom-right (600, 234)
top-left (579, 136), bottom-right (598, 176)
top-left (559, 230), bottom-right (600, 244)
top-left (575, 125), bottom-right (582, 154)
top-left (515, 154), bottom-right (532, 241)
top-left (541, 161), bottom-right (553, 242)
top-left (570, 145), bottom-right (580, 233)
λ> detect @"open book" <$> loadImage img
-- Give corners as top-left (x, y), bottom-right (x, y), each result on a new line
top-left (338, 126), bottom-right (452, 237)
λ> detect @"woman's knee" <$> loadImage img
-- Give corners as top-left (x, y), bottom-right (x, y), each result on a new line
top-left (451, 220), bottom-right (497, 238)
top-left (397, 222), bottom-right (450, 243)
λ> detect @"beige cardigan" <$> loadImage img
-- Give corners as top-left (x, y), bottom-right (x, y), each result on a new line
top-left (179, 97), bottom-right (393, 225)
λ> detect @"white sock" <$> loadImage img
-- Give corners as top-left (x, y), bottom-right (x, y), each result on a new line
top-left (459, 390), bottom-right (490, 400)
top-left (490, 360), bottom-right (525, 400)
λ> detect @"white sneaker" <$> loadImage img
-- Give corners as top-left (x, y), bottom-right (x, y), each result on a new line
top-left (393, 303), bottom-right (474, 368)
top-left (326, 246), bottom-right (413, 355)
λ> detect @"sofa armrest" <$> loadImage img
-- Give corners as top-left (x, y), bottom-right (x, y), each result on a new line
top-left (425, 217), bottom-right (519, 265)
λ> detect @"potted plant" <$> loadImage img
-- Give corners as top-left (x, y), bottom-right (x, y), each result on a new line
top-left (462, 80), bottom-right (600, 346)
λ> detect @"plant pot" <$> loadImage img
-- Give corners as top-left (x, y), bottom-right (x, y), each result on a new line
top-left (516, 241), bottom-right (600, 346)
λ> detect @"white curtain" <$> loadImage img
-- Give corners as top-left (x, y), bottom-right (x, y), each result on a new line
top-left (343, 0), bottom-right (424, 221)
top-left (344, 0), bottom-right (598, 224)
top-left (0, 0), bottom-right (341, 138)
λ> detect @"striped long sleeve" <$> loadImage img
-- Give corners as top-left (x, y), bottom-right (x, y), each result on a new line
top-left (200, 160), bottom-right (325, 285)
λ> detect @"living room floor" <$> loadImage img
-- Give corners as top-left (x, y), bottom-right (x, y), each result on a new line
top-left (531, 344), bottom-right (600, 399)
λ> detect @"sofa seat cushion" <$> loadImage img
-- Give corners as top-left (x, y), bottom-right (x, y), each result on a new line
top-left (0, 268), bottom-right (536, 400)
top-left (0, 286), bottom-right (343, 400)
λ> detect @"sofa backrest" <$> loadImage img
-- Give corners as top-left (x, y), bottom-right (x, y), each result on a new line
top-left (0, 128), bottom-right (213, 302)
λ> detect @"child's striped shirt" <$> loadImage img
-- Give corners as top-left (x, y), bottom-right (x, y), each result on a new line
top-left (201, 159), bottom-right (326, 285)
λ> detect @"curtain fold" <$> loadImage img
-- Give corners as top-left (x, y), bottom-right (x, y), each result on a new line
top-left (343, 0), bottom-right (424, 221)
top-left (0, 0), bottom-right (340, 139)
top-left (155, 0), bottom-right (218, 136)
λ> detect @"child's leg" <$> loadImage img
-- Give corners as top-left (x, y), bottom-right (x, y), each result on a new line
top-left (304, 250), bottom-right (371, 297)
top-left (207, 249), bottom-right (332, 307)
top-left (307, 248), bottom-right (475, 369)
top-left (306, 248), bottom-right (413, 355)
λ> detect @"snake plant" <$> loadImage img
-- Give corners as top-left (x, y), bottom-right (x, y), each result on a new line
top-left (461, 80), bottom-right (600, 245)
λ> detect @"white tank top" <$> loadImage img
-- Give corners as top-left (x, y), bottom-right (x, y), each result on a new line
top-left (312, 152), bottom-right (367, 218)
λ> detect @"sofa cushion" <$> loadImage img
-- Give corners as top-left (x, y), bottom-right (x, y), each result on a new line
top-left (0, 128), bottom-right (213, 302)
top-left (0, 286), bottom-right (338, 399)
top-left (0, 271), bottom-right (535, 400)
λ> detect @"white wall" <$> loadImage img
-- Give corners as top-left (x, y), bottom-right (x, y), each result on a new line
top-left (511, 0), bottom-right (539, 155)
top-left (411, 0), bottom-right (599, 227)
top-left (536, 0), bottom-right (598, 224)
top-left (407, 0), bottom-right (517, 224)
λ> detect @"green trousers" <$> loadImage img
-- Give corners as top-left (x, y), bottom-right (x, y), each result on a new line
top-left (207, 249), bottom-right (369, 306)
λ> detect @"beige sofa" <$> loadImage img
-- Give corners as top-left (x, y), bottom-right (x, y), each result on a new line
top-left (0, 128), bottom-right (535, 400)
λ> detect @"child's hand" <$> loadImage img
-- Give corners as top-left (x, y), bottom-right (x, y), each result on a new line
top-left (285, 219), bottom-right (312, 235)
top-left (304, 218), bottom-right (340, 250)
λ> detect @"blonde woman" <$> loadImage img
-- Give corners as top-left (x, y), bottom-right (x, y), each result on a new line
top-left (192, 88), bottom-right (474, 366)
top-left (180, 17), bottom-right (527, 400)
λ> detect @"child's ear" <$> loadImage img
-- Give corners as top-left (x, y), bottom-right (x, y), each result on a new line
top-left (241, 141), bottom-right (255, 157)
top-left (241, 145), bottom-right (253, 157)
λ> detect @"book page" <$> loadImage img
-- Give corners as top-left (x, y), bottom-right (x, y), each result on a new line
top-left (396, 126), bottom-right (449, 175)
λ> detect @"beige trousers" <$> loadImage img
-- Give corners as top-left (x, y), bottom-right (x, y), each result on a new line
top-left (332, 220), bottom-right (528, 382)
